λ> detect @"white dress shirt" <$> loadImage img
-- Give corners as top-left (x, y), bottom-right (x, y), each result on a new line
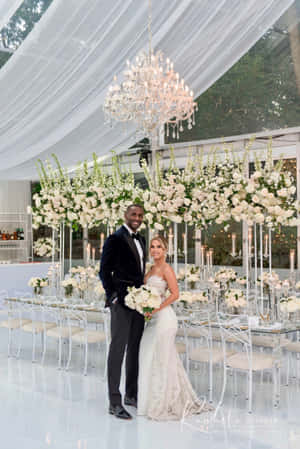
top-left (123, 224), bottom-right (144, 272)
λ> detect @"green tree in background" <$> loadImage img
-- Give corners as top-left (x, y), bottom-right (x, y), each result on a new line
top-left (0, 0), bottom-right (53, 59)
top-left (166, 6), bottom-right (300, 142)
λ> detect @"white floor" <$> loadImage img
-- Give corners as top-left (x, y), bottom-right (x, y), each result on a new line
top-left (1, 329), bottom-right (300, 449)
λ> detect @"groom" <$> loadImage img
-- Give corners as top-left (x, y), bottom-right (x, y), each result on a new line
top-left (100, 204), bottom-right (146, 420)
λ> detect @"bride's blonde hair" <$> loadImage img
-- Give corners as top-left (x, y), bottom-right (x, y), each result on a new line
top-left (150, 235), bottom-right (168, 251)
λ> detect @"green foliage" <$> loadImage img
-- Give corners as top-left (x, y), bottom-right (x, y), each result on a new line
top-left (0, 0), bottom-right (53, 56)
top-left (166, 27), bottom-right (300, 143)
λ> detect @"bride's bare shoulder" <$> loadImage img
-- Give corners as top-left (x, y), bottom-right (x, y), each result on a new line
top-left (162, 263), bottom-right (176, 278)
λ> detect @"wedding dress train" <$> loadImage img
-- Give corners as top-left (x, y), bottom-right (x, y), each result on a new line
top-left (137, 275), bottom-right (211, 421)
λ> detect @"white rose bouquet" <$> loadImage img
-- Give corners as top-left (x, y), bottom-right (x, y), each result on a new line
top-left (279, 296), bottom-right (300, 314)
top-left (94, 282), bottom-right (105, 299)
top-left (225, 289), bottom-right (246, 309)
top-left (28, 277), bottom-right (48, 295)
top-left (61, 278), bottom-right (78, 298)
top-left (125, 285), bottom-right (162, 321)
top-left (33, 237), bottom-right (56, 258)
top-left (214, 268), bottom-right (237, 287)
top-left (257, 271), bottom-right (279, 293)
top-left (177, 265), bottom-right (200, 289)
top-left (179, 291), bottom-right (208, 307)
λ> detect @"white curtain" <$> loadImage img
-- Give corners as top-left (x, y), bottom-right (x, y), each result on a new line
top-left (0, 0), bottom-right (294, 180)
top-left (0, 0), bottom-right (23, 31)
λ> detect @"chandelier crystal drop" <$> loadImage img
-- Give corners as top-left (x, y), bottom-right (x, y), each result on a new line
top-left (103, 2), bottom-right (197, 140)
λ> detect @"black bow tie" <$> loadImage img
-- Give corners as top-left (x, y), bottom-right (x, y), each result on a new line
top-left (131, 233), bottom-right (139, 240)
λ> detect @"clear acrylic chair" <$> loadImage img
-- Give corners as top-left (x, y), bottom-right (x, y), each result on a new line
top-left (217, 312), bottom-right (281, 413)
top-left (183, 310), bottom-right (235, 404)
top-left (20, 299), bottom-right (57, 362)
top-left (65, 306), bottom-right (109, 377)
top-left (0, 292), bottom-right (32, 357)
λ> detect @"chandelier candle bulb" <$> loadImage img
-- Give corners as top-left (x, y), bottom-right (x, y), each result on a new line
top-left (231, 233), bottom-right (236, 257)
top-left (290, 249), bottom-right (295, 273)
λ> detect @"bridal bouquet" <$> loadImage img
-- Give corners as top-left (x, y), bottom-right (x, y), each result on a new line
top-left (125, 285), bottom-right (162, 320)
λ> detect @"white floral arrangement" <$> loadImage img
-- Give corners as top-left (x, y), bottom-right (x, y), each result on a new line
top-left (33, 237), bottom-right (54, 258)
top-left (228, 147), bottom-right (300, 229)
top-left (179, 291), bottom-right (208, 305)
top-left (94, 282), bottom-right (105, 298)
top-left (28, 277), bottom-right (48, 294)
top-left (125, 285), bottom-right (162, 320)
top-left (236, 276), bottom-right (247, 285)
top-left (295, 281), bottom-right (300, 291)
top-left (257, 271), bottom-right (279, 289)
top-left (177, 265), bottom-right (200, 287)
top-left (279, 296), bottom-right (300, 313)
top-left (214, 268), bottom-right (237, 286)
top-left (225, 289), bottom-right (246, 309)
top-left (61, 278), bottom-right (78, 297)
top-left (68, 265), bottom-right (99, 298)
top-left (32, 144), bottom-right (299, 231)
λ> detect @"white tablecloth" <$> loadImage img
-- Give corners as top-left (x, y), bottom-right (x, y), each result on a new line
top-left (0, 262), bottom-right (52, 299)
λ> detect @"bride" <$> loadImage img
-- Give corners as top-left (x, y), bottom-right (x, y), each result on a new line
top-left (137, 235), bottom-right (211, 421)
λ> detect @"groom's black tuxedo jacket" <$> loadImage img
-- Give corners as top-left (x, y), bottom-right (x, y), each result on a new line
top-left (99, 225), bottom-right (146, 308)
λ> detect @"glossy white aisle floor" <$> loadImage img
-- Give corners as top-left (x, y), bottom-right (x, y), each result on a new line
top-left (1, 329), bottom-right (300, 449)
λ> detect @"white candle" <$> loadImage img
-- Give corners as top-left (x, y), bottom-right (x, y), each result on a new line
top-left (92, 247), bottom-right (95, 265)
top-left (231, 233), bottom-right (236, 257)
top-left (100, 233), bottom-right (105, 253)
top-left (248, 228), bottom-right (253, 257)
top-left (264, 234), bottom-right (268, 258)
top-left (182, 233), bottom-right (187, 255)
top-left (201, 246), bottom-right (205, 267)
top-left (168, 228), bottom-right (173, 256)
top-left (209, 248), bottom-right (214, 267)
top-left (206, 250), bottom-right (210, 268)
top-left (290, 249), bottom-right (295, 273)
top-left (86, 243), bottom-right (91, 265)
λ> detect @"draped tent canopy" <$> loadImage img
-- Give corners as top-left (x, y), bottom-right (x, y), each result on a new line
top-left (0, 0), bottom-right (294, 180)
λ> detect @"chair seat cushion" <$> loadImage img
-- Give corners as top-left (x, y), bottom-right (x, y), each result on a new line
top-left (252, 335), bottom-right (289, 348)
top-left (71, 330), bottom-right (106, 344)
top-left (22, 321), bottom-right (56, 333)
top-left (189, 347), bottom-right (235, 364)
top-left (86, 312), bottom-right (104, 324)
top-left (176, 342), bottom-right (186, 353)
top-left (227, 352), bottom-right (276, 371)
top-left (177, 327), bottom-right (208, 338)
top-left (0, 318), bottom-right (31, 329)
top-left (285, 341), bottom-right (300, 353)
top-left (46, 326), bottom-right (82, 338)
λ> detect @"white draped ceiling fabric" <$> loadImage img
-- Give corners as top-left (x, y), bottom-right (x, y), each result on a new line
top-left (0, 0), bottom-right (23, 31)
top-left (0, 0), bottom-right (294, 180)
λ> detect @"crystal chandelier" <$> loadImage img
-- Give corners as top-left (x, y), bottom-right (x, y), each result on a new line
top-left (103, 0), bottom-right (198, 140)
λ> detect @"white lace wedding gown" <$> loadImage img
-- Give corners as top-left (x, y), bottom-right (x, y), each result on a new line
top-left (137, 275), bottom-right (211, 421)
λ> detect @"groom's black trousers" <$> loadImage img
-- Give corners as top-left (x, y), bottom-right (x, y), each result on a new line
top-left (108, 302), bottom-right (145, 406)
